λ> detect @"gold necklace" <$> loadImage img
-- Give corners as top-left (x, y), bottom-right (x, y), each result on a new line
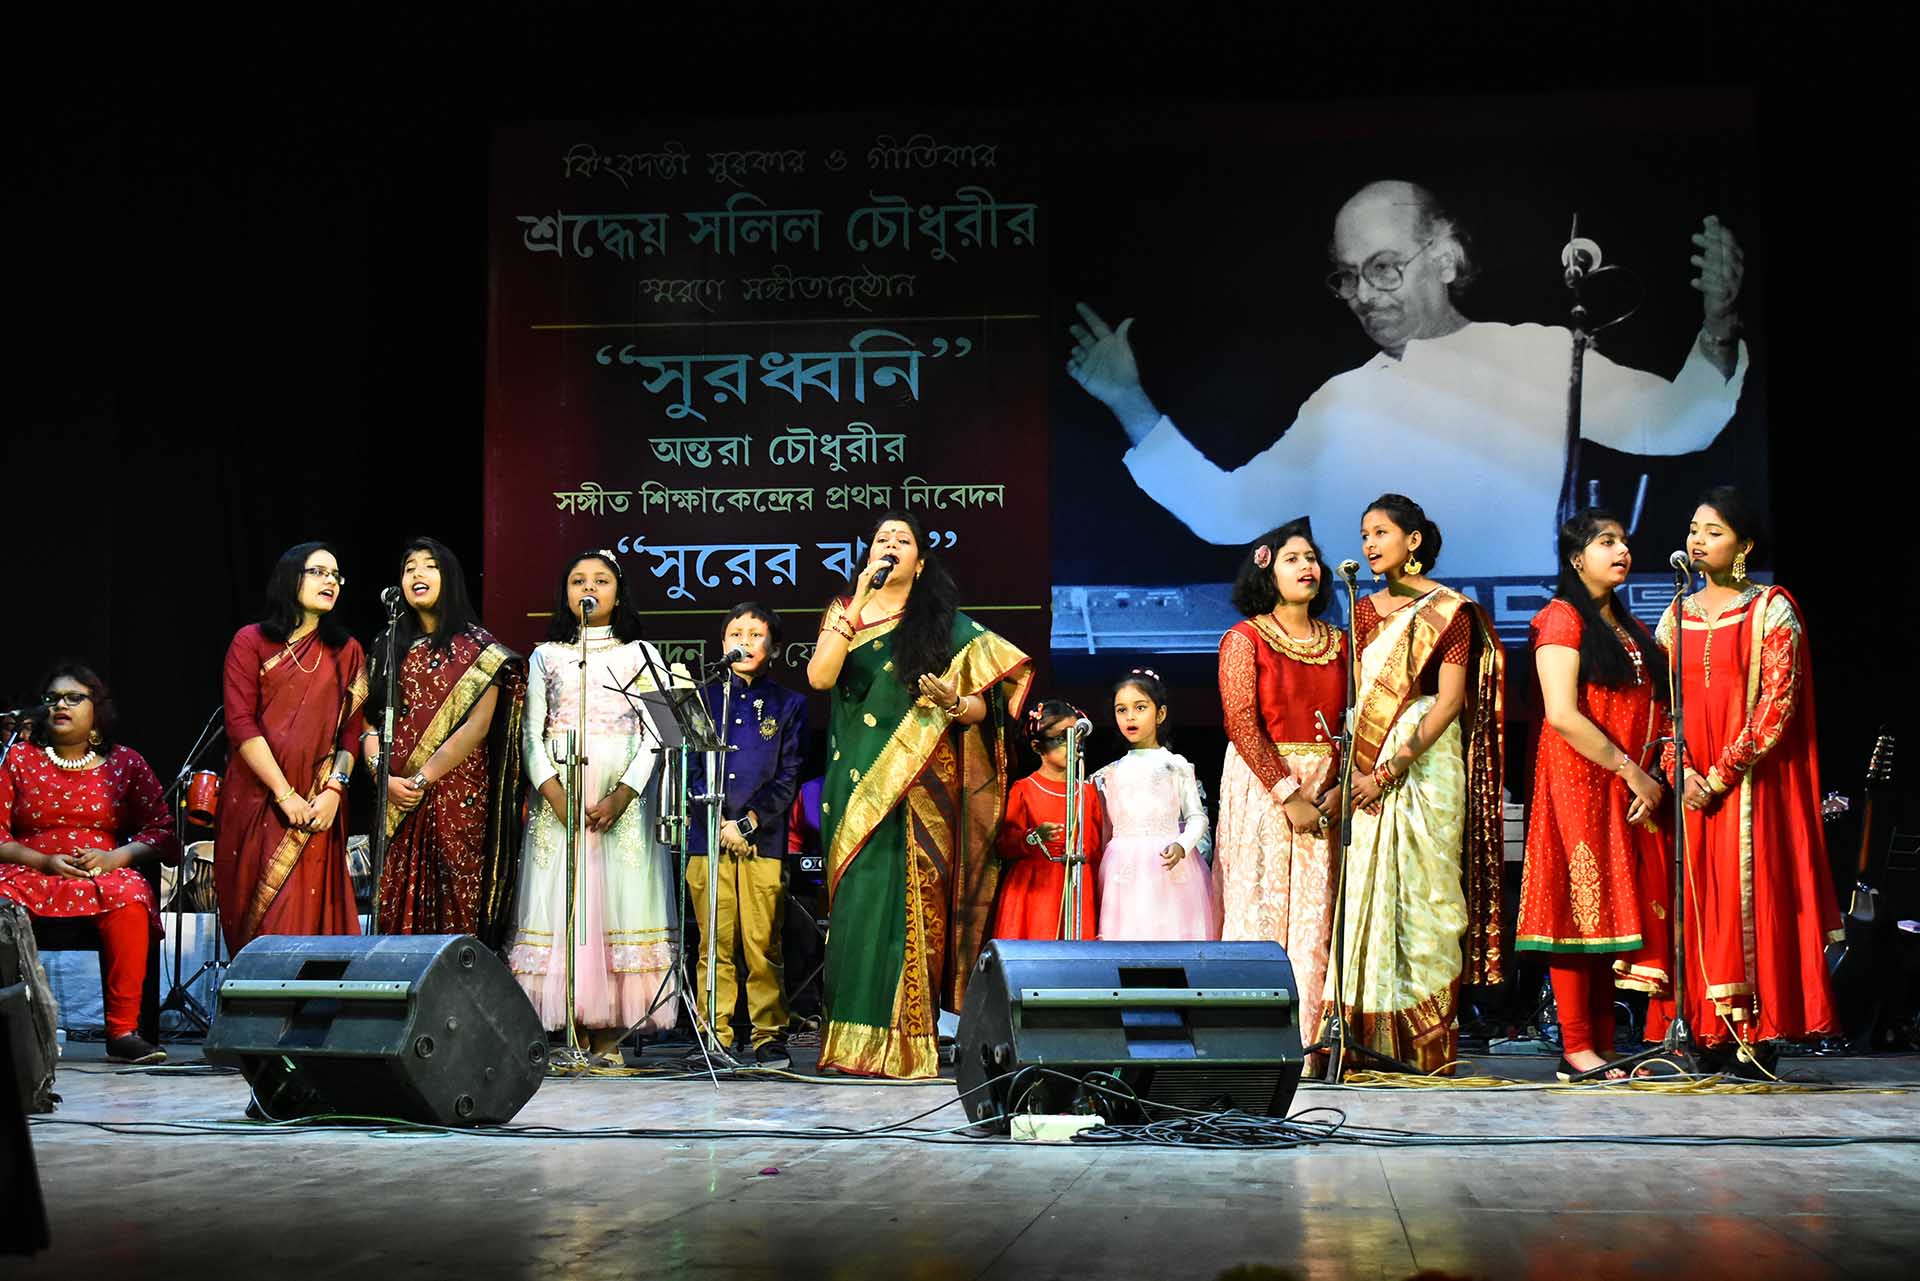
top-left (1251, 615), bottom-right (1340, 664)
top-left (283, 635), bottom-right (321, 674)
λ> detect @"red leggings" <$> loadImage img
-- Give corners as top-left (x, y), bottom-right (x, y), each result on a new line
top-left (93, 904), bottom-right (153, 1038)
top-left (1550, 954), bottom-right (1619, 1058)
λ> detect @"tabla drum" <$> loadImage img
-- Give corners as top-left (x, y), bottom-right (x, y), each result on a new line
top-left (162, 840), bottom-right (217, 913)
top-left (185, 770), bottom-right (221, 827)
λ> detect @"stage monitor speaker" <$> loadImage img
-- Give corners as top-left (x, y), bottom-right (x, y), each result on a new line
top-left (955, 940), bottom-right (1302, 1129)
top-left (205, 933), bottom-right (547, 1126)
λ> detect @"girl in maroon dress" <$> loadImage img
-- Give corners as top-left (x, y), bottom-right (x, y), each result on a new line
top-left (1652, 486), bottom-right (1840, 1061)
top-left (992, 700), bottom-right (1103, 940)
top-left (1516, 509), bottom-right (1670, 1080)
top-left (1212, 518), bottom-right (1347, 1050)
top-left (363, 537), bottom-right (526, 942)
top-left (0, 663), bottom-right (179, 1062)
top-left (214, 542), bottom-right (367, 953)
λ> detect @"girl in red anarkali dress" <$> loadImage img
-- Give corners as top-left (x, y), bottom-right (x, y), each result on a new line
top-left (1649, 489), bottom-right (1840, 1052)
top-left (992, 701), bottom-right (1103, 940)
top-left (1516, 511), bottom-right (1672, 1079)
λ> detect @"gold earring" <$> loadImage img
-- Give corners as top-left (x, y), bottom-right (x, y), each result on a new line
top-left (88, 730), bottom-right (103, 746)
top-left (1404, 556), bottom-right (1423, 577)
top-left (1731, 550), bottom-right (1748, 583)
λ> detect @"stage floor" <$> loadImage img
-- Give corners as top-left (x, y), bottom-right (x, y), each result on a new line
top-left (18, 1041), bottom-right (1920, 1281)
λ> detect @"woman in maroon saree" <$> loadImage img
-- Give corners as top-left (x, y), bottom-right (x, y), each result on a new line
top-left (214, 542), bottom-right (367, 953)
top-left (363, 538), bottom-right (526, 942)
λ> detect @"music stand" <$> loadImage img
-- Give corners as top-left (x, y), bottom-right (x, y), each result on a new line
top-left (607, 648), bottom-right (738, 1082)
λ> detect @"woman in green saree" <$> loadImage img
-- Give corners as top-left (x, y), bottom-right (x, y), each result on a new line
top-left (807, 512), bottom-right (1031, 1078)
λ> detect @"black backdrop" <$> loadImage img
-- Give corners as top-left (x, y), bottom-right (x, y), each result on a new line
top-left (6, 4), bottom-right (1907, 819)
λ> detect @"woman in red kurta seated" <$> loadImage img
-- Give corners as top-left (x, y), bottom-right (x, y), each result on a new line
top-left (1651, 486), bottom-right (1840, 1059)
top-left (1211, 518), bottom-right (1347, 1050)
top-left (1516, 509), bottom-right (1671, 1080)
top-left (992, 700), bottom-right (1104, 940)
top-left (214, 542), bottom-right (368, 954)
top-left (0, 662), bottom-right (179, 1063)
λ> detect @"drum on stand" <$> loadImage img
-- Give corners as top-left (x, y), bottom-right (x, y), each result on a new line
top-left (162, 840), bottom-right (217, 913)
top-left (184, 770), bottom-right (221, 828)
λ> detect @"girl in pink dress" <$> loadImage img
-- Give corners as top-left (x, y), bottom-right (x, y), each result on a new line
top-left (1094, 670), bottom-right (1215, 940)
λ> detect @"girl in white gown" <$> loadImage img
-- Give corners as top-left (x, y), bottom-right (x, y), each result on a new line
top-left (506, 550), bottom-right (680, 1060)
top-left (1094, 670), bottom-right (1215, 940)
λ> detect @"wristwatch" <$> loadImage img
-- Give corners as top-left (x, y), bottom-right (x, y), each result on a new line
top-left (735, 812), bottom-right (758, 840)
top-left (1024, 829), bottom-right (1044, 847)
top-left (329, 770), bottom-right (351, 788)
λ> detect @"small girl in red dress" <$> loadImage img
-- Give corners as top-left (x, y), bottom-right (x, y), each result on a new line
top-left (992, 700), bottom-right (1103, 940)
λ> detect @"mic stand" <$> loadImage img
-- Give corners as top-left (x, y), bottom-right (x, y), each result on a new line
top-left (1300, 564), bottom-right (1418, 1080)
top-left (547, 601), bottom-right (595, 1067)
top-left (367, 596), bottom-right (405, 930)
top-left (1052, 722), bottom-right (1089, 940)
top-left (157, 705), bottom-right (225, 1034)
top-left (1555, 214), bottom-right (1591, 532)
top-left (1605, 562), bottom-right (1704, 1078)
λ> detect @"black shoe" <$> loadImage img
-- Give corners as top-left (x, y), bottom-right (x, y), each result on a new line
top-left (105, 1034), bottom-right (166, 1065)
top-left (1554, 1056), bottom-right (1622, 1083)
top-left (753, 1040), bottom-right (792, 1069)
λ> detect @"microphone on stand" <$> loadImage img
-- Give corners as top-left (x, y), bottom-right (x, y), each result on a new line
top-left (867, 554), bottom-right (900, 589)
top-left (1668, 550), bottom-right (1702, 574)
top-left (0, 705), bottom-right (44, 720)
top-left (1336, 559), bottom-right (1361, 579)
top-left (1070, 716), bottom-right (1094, 737)
top-left (716, 646), bottom-right (748, 666)
top-left (577, 594), bottom-right (599, 618)
top-left (1562, 215), bottom-right (1603, 288)
top-left (380, 585), bottom-right (405, 615)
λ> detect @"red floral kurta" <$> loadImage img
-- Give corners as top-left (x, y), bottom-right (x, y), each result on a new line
top-left (1516, 601), bottom-right (1669, 957)
top-left (1650, 584), bottom-right (1841, 1044)
top-left (0, 744), bottom-right (180, 925)
top-left (992, 772), bottom-right (1103, 940)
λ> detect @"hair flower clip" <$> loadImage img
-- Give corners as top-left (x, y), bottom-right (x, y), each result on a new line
top-left (1252, 544), bottom-right (1272, 569)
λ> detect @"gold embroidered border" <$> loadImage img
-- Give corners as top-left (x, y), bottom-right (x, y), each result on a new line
top-left (1515, 931), bottom-right (1643, 949)
top-left (825, 629), bottom-right (1030, 899)
top-left (1733, 589), bottom-right (1772, 999)
top-left (1274, 740), bottom-right (1334, 756)
top-left (389, 642), bottom-right (513, 838)
top-left (1350, 590), bottom-right (1465, 775)
top-left (818, 1019), bottom-right (940, 1079)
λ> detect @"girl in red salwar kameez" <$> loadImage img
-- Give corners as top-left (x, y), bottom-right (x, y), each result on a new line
top-left (1516, 510), bottom-right (1671, 1080)
top-left (1212, 519), bottom-right (1348, 1051)
top-left (363, 538), bottom-right (526, 943)
top-left (1650, 488), bottom-right (1840, 1054)
top-left (0, 664), bottom-right (179, 1063)
top-left (214, 542), bottom-right (367, 954)
top-left (992, 701), bottom-right (1103, 940)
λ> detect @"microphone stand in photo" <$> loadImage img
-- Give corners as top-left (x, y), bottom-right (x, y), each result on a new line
top-left (1300, 561), bottom-right (1418, 1080)
top-left (157, 705), bottom-right (225, 1035)
top-left (1605, 555), bottom-right (1705, 1079)
top-left (612, 643), bottom-right (735, 1083)
top-left (367, 588), bottom-right (406, 929)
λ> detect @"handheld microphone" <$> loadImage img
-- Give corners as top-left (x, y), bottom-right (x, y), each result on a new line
top-left (577, 594), bottom-right (599, 618)
top-left (868, 554), bottom-right (900, 590)
top-left (380, 585), bottom-right (405, 614)
top-left (1337, 559), bottom-right (1361, 578)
